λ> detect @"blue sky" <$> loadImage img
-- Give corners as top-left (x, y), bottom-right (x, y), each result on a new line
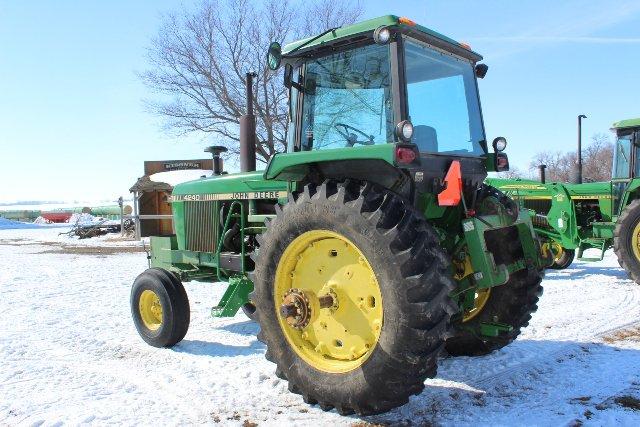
top-left (1, 0), bottom-right (639, 202)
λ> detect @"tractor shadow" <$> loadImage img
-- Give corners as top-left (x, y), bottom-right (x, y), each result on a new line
top-left (218, 319), bottom-right (260, 336)
top-left (173, 338), bottom-right (264, 357)
top-left (545, 264), bottom-right (631, 281)
top-left (171, 319), bottom-right (262, 357)
top-left (360, 337), bottom-right (640, 425)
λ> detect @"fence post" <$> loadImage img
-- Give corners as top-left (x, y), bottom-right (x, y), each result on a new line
top-left (118, 196), bottom-right (124, 237)
top-left (133, 191), bottom-right (141, 241)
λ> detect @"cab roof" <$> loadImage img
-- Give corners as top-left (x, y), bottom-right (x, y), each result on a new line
top-left (282, 15), bottom-right (482, 62)
top-left (612, 118), bottom-right (640, 130)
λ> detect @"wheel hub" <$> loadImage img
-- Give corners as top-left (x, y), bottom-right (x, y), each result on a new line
top-left (139, 289), bottom-right (163, 331)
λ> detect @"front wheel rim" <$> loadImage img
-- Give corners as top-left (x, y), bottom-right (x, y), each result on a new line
top-left (274, 230), bottom-right (383, 373)
top-left (139, 290), bottom-right (163, 331)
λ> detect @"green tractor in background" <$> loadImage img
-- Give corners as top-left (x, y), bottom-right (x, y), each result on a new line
top-left (487, 118), bottom-right (640, 279)
top-left (130, 16), bottom-right (547, 415)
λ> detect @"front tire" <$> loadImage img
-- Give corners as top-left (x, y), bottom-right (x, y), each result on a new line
top-left (550, 247), bottom-right (575, 270)
top-left (131, 268), bottom-right (190, 348)
top-left (241, 302), bottom-right (257, 321)
top-left (252, 180), bottom-right (456, 415)
top-left (614, 199), bottom-right (640, 284)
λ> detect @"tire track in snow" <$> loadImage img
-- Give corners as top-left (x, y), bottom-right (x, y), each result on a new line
top-left (471, 319), bottom-right (640, 390)
top-left (468, 269), bottom-right (640, 390)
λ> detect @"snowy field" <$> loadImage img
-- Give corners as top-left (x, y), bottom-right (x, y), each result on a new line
top-left (2, 226), bottom-right (640, 426)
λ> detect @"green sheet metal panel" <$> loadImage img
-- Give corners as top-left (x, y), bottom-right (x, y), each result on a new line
top-left (612, 118), bottom-right (640, 130)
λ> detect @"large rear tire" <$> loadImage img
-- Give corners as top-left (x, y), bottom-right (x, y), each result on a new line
top-left (445, 268), bottom-right (543, 356)
top-left (614, 199), bottom-right (640, 284)
top-left (251, 180), bottom-right (456, 415)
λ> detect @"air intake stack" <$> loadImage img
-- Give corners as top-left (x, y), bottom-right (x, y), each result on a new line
top-left (239, 72), bottom-right (257, 173)
top-left (205, 146), bottom-right (228, 175)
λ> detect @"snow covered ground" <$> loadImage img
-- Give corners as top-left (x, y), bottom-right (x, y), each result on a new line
top-left (2, 226), bottom-right (640, 426)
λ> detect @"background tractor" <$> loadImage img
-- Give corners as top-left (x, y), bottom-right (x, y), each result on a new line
top-left (130, 15), bottom-right (547, 416)
top-left (487, 118), bottom-right (640, 278)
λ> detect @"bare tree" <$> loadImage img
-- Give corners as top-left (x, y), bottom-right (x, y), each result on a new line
top-left (528, 133), bottom-right (614, 183)
top-left (496, 166), bottom-right (527, 179)
top-left (582, 132), bottom-right (613, 181)
top-left (141, 0), bottom-right (363, 163)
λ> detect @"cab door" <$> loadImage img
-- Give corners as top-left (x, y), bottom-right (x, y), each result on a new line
top-left (612, 130), bottom-right (634, 215)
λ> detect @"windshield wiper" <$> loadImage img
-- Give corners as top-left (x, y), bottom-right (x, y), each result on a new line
top-left (284, 27), bottom-right (340, 58)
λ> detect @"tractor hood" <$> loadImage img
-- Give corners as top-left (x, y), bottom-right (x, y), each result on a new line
top-left (562, 181), bottom-right (612, 199)
top-left (170, 170), bottom-right (288, 201)
top-left (486, 177), bottom-right (613, 201)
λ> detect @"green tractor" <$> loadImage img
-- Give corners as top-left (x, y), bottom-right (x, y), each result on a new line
top-left (487, 118), bottom-right (640, 278)
top-left (130, 15), bottom-right (547, 415)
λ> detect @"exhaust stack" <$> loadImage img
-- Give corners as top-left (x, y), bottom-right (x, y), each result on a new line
top-left (239, 72), bottom-right (257, 173)
top-left (538, 164), bottom-right (547, 184)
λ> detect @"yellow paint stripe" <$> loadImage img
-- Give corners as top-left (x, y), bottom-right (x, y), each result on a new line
top-left (569, 195), bottom-right (612, 200)
top-left (512, 196), bottom-right (553, 200)
top-left (498, 185), bottom-right (548, 190)
top-left (170, 191), bottom-right (287, 202)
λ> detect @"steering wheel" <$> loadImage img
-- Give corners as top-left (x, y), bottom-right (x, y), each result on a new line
top-left (334, 123), bottom-right (375, 147)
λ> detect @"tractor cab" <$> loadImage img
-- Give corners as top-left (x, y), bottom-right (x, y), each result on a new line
top-left (266, 15), bottom-right (508, 201)
top-left (611, 118), bottom-right (640, 212)
top-left (612, 118), bottom-right (640, 180)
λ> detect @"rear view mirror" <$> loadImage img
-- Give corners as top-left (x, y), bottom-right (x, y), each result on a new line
top-left (266, 41), bottom-right (282, 71)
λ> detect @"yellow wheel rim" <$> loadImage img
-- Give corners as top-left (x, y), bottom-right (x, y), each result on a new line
top-left (139, 290), bottom-right (163, 331)
top-left (274, 230), bottom-right (383, 373)
top-left (632, 221), bottom-right (640, 261)
top-left (454, 254), bottom-right (491, 323)
top-left (462, 288), bottom-right (491, 322)
top-left (551, 242), bottom-right (564, 263)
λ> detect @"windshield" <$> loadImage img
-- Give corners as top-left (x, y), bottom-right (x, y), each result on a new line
top-left (404, 38), bottom-right (485, 155)
top-left (300, 43), bottom-right (393, 151)
top-left (613, 132), bottom-right (632, 179)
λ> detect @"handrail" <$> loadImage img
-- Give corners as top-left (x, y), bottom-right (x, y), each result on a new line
top-left (215, 201), bottom-right (245, 279)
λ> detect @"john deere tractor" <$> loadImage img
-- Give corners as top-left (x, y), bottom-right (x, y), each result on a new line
top-left (130, 16), bottom-right (547, 416)
top-left (488, 118), bottom-right (640, 278)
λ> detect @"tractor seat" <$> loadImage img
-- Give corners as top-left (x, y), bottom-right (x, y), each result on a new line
top-left (412, 125), bottom-right (438, 153)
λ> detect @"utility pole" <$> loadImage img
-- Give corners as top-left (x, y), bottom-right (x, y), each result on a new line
top-left (577, 114), bottom-right (587, 184)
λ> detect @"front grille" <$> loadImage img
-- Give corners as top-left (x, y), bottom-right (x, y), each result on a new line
top-left (523, 199), bottom-right (551, 215)
top-left (531, 214), bottom-right (552, 229)
top-left (184, 201), bottom-right (218, 253)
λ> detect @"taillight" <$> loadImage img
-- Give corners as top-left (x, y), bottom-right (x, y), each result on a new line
top-left (496, 153), bottom-right (510, 171)
top-left (396, 147), bottom-right (417, 164)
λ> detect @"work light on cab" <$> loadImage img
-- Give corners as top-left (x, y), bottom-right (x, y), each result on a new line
top-left (395, 120), bottom-right (413, 142)
top-left (373, 26), bottom-right (391, 44)
top-left (492, 136), bottom-right (507, 152)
